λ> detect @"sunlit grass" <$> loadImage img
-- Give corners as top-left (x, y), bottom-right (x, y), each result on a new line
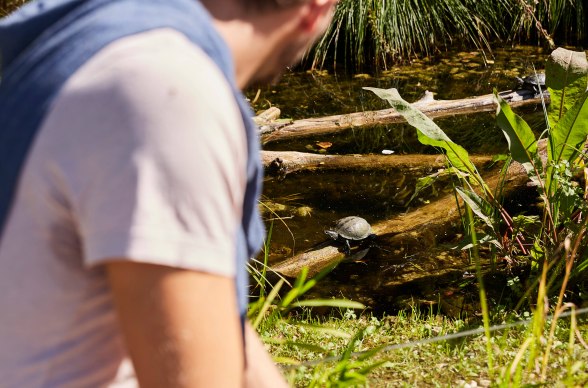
top-left (266, 308), bottom-right (588, 387)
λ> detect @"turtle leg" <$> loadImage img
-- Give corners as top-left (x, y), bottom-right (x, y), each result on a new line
top-left (343, 239), bottom-right (351, 255)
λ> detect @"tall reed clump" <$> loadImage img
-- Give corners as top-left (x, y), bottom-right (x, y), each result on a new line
top-left (311, 0), bottom-right (511, 70)
top-left (310, 0), bottom-right (585, 70)
top-left (508, 0), bottom-right (585, 47)
top-left (365, 46), bottom-right (588, 383)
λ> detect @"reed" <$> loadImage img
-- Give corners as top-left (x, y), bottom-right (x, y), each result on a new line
top-left (310, 0), bottom-right (585, 70)
top-left (0, 0), bottom-right (26, 16)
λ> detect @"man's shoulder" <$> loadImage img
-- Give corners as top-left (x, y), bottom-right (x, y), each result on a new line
top-left (64, 28), bottom-right (235, 103)
top-left (41, 27), bottom-right (245, 149)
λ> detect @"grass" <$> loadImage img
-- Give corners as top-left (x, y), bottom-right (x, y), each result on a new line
top-left (311, 0), bottom-right (510, 70)
top-left (261, 307), bottom-right (588, 386)
top-left (251, 47), bottom-right (588, 387)
top-left (309, 0), bottom-right (585, 70)
top-left (252, 219), bottom-right (587, 386)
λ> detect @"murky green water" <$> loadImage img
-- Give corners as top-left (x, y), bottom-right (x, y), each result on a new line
top-left (249, 45), bottom-right (548, 152)
top-left (250, 46), bottom-right (549, 313)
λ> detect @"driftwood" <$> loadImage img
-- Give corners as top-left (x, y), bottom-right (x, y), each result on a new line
top-left (270, 160), bottom-right (530, 279)
top-left (252, 107), bottom-right (282, 126)
top-left (260, 89), bottom-right (549, 144)
top-left (261, 150), bottom-right (494, 176)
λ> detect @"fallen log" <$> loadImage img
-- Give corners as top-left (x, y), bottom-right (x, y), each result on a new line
top-left (252, 106), bottom-right (282, 126)
top-left (261, 150), bottom-right (494, 176)
top-left (261, 89), bottom-right (549, 144)
top-left (269, 161), bottom-right (529, 279)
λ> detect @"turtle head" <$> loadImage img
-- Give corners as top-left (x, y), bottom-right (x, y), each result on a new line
top-left (324, 230), bottom-right (338, 240)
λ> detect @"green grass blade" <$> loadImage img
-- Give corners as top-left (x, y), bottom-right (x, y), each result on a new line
top-left (291, 299), bottom-right (365, 309)
top-left (252, 278), bottom-right (284, 330)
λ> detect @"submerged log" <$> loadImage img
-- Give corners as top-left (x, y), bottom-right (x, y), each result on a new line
top-left (261, 89), bottom-right (549, 144)
top-left (269, 161), bottom-right (530, 279)
top-left (261, 150), bottom-right (494, 176)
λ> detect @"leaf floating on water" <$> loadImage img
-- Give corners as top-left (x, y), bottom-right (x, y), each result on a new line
top-left (316, 141), bottom-right (333, 149)
top-left (294, 206), bottom-right (313, 217)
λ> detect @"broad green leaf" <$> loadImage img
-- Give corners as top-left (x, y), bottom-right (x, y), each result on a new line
top-left (455, 233), bottom-right (501, 250)
top-left (455, 187), bottom-right (496, 231)
top-left (291, 299), bottom-right (365, 309)
top-left (546, 48), bottom-right (588, 128)
top-left (407, 167), bottom-right (464, 205)
top-left (548, 90), bottom-right (588, 165)
top-left (364, 87), bottom-right (475, 173)
top-left (494, 91), bottom-right (537, 175)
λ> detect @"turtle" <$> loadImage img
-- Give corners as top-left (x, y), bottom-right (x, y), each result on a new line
top-left (515, 73), bottom-right (546, 96)
top-left (325, 216), bottom-right (375, 254)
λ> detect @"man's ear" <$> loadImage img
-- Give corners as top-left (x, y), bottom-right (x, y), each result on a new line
top-left (298, 0), bottom-right (337, 33)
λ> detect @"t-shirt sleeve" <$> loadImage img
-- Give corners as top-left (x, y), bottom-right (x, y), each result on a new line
top-left (39, 30), bottom-right (248, 277)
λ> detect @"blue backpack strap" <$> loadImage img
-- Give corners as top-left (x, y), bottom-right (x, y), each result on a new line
top-left (0, 0), bottom-right (264, 315)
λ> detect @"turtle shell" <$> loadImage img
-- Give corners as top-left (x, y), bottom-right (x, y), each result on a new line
top-left (328, 216), bottom-right (372, 241)
top-left (518, 73), bottom-right (546, 87)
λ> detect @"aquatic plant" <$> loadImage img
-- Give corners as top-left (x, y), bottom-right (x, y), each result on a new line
top-left (311, 0), bottom-right (511, 70)
top-left (509, 0), bottom-right (585, 47)
top-left (310, 0), bottom-right (585, 70)
top-left (366, 46), bottom-right (588, 384)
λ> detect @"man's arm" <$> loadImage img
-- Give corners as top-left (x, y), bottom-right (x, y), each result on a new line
top-left (244, 322), bottom-right (290, 388)
top-left (106, 261), bottom-right (244, 387)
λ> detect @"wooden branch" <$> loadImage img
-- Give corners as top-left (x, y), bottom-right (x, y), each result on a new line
top-left (261, 150), bottom-right (494, 176)
top-left (252, 107), bottom-right (282, 126)
top-left (261, 89), bottom-right (549, 144)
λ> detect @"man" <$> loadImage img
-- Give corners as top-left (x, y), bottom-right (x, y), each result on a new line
top-left (0, 0), bottom-right (337, 386)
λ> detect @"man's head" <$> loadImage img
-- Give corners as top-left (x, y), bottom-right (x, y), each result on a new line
top-left (241, 0), bottom-right (312, 11)
top-left (201, 0), bottom-right (337, 88)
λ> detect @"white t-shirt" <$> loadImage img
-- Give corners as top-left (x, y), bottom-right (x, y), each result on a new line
top-left (0, 28), bottom-right (247, 387)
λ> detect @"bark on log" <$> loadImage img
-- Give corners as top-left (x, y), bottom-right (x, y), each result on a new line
top-left (253, 107), bottom-right (282, 126)
top-left (261, 150), bottom-right (494, 176)
top-left (269, 161), bottom-right (529, 278)
top-left (261, 89), bottom-right (549, 144)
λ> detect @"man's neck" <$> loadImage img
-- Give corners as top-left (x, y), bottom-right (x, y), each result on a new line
top-left (204, 3), bottom-right (302, 89)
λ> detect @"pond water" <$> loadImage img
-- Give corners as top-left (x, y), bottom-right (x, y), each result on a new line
top-left (248, 45), bottom-right (549, 314)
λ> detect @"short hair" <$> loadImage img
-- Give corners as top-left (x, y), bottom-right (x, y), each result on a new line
top-left (243, 0), bottom-right (311, 11)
